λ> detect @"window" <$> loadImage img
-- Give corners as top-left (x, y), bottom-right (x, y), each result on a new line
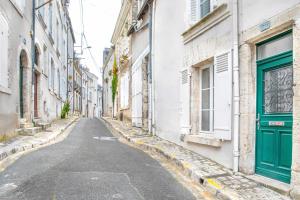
top-left (43, 46), bottom-right (48, 76)
top-left (48, 3), bottom-right (53, 35)
top-left (38, 0), bottom-right (45, 17)
top-left (51, 59), bottom-right (55, 90)
top-left (0, 14), bottom-right (8, 89)
top-left (190, 0), bottom-right (215, 24)
top-left (257, 33), bottom-right (292, 60)
top-left (138, 0), bottom-right (145, 12)
top-left (120, 72), bottom-right (129, 109)
top-left (34, 45), bottom-right (40, 67)
top-left (14, 0), bottom-right (26, 12)
top-left (57, 69), bottom-right (60, 95)
top-left (56, 20), bottom-right (59, 47)
top-left (200, 65), bottom-right (213, 132)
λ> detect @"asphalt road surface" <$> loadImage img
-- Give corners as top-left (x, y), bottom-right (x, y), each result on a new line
top-left (0, 118), bottom-right (197, 200)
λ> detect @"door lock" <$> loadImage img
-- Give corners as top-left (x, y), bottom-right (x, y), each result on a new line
top-left (256, 113), bottom-right (260, 130)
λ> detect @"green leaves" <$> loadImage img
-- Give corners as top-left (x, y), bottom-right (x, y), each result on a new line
top-left (61, 101), bottom-right (71, 119)
top-left (111, 55), bottom-right (118, 105)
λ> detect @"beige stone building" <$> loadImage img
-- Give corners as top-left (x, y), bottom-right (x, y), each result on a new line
top-left (111, 0), bottom-right (133, 123)
top-left (238, 1), bottom-right (300, 198)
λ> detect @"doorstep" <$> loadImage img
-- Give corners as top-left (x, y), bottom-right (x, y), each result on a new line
top-left (247, 174), bottom-right (291, 196)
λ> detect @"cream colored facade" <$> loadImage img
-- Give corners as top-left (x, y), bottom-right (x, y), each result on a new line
top-left (238, 1), bottom-right (300, 198)
top-left (111, 0), bottom-right (133, 123)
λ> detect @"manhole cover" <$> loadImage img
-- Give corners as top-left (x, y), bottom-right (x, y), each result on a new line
top-left (93, 136), bottom-right (117, 141)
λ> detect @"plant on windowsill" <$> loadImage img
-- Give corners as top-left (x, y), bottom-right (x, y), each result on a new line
top-left (120, 54), bottom-right (129, 65)
top-left (111, 55), bottom-right (118, 118)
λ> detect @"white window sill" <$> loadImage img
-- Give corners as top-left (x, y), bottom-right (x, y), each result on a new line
top-left (184, 134), bottom-right (222, 148)
top-left (182, 3), bottom-right (229, 44)
top-left (0, 86), bottom-right (11, 95)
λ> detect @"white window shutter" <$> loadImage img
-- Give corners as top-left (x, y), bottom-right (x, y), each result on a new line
top-left (180, 69), bottom-right (190, 134)
top-left (0, 15), bottom-right (8, 88)
top-left (190, 0), bottom-right (199, 24)
top-left (213, 51), bottom-right (232, 140)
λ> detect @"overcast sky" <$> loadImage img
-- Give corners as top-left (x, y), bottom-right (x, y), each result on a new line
top-left (68, 0), bottom-right (121, 83)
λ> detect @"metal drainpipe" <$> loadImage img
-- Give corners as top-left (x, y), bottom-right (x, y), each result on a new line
top-left (80, 67), bottom-right (83, 115)
top-left (232, 0), bottom-right (240, 172)
top-left (31, 0), bottom-right (36, 122)
top-left (66, 21), bottom-right (69, 103)
top-left (148, 0), bottom-right (154, 134)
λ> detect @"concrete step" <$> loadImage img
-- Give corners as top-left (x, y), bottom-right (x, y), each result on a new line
top-left (19, 127), bottom-right (42, 136)
top-left (19, 118), bottom-right (27, 124)
top-left (35, 122), bottom-right (51, 130)
top-left (20, 122), bottom-right (34, 129)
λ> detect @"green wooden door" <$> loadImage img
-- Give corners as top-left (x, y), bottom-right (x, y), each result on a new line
top-left (256, 51), bottom-right (293, 183)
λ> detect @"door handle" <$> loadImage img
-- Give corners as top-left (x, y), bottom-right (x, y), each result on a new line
top-left (256, 113), bottom-right (260, 130)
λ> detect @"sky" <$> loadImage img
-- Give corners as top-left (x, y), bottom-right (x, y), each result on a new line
top-left (68, 0), bottom-right (122, 83)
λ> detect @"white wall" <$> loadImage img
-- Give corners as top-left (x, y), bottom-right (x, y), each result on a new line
top-left (239, 0), bottom-right (300, 32)
top-left (152, 0), bottom-right (185, 141)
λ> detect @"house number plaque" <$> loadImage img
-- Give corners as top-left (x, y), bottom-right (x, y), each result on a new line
top-left (269, 121), bottom-right (285, 126)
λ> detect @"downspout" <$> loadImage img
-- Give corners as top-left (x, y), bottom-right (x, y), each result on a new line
top-left (66, 19), bottom-right (69, 103)
top-left (148, 1), bottom-right (153, 134)
top-left (151, 0), bottom-right (156, 135)
top-left (232, 0), bottom-right (240, 172)
top-left (80, 67), bottom-right (83, 115)
top-left (31, 0), bottom-right (36, 121)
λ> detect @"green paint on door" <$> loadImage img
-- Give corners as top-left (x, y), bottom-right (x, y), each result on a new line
top-left (256, 51), bottom-right (293, 183)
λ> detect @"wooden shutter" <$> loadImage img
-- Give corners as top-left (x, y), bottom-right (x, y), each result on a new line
top-left (213, 51), bottom-right (232, 140)
top-left (180, 69), bottom-right (191, 134)
top-left (190, 0), bottom-right (199, 24)
top-left (0, 14), bottom-right (8, 88)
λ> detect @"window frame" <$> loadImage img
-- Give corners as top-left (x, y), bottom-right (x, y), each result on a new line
top-left (199, 64), bottom-right (214, 133)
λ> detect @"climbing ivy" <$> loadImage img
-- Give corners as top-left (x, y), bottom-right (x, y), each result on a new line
top-left (111, 55), bottom-right (118, 111)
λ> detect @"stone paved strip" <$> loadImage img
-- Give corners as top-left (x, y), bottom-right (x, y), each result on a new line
top-left (0, 116), bottom-right (78, 166)
top-left (101, 117), bottom-right (291, 200)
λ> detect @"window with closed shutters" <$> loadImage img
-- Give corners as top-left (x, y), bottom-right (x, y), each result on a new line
top-left (189, 0), bottom-right (216, 24)
top-left (0, 13), bottom-right (8, 89)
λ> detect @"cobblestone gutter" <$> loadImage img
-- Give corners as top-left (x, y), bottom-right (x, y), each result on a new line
top-left (101, 117), bottom-right (292, 200)
top-left (0, 116), bottom-right (79, 167)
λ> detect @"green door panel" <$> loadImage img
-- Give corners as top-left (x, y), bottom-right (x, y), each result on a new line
top-left (256, 50), bottom-right (293, 183)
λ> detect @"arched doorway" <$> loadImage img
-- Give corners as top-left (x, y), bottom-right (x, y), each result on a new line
top-left (19, 50), bottom-right (28, 119)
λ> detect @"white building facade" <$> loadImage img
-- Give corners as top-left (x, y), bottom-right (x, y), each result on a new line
top-left (35, 0), bottom-right (71, 122)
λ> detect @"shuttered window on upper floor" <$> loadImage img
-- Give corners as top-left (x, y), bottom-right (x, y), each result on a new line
top-left (189, 0), bottom-right (217, 25)
top-left (0, 13), bottom-right (8, 89)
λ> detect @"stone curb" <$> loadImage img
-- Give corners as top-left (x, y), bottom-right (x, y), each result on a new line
top-left (100, 117), bottom-right (291, 200)
top-left (0, 117), bottom-right (79, 164)
top-left (100, 118), bottom-right (233, 199)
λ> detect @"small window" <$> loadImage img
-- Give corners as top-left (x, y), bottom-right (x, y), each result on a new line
top-left (0, 14), bottom-right (8, 89)
top-left (190, 0), bottom-right (214, 24)
top-left (200, 0), bottom-right (210, 18)
top-left (257, 33), bottom-right (292, 60)
top-left (200, 65), bottom-right (214, 132)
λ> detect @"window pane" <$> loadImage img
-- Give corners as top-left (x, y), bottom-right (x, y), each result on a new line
top-left (200, 0), bottom-right (210, 18)
top-left (202, 68), bottom-right (210, 89)
top-left (201, 111), bottom-right (210, 131)
top-left (264, 65), bottom-right (293, 113)
top-left (257, 34), bottom-right (292, 60)
top-left (202, 89), bottom-right (210, 109)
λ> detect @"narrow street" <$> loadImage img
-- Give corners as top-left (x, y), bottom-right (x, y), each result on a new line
top-left (0, 119), bottom-right (197, 200)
